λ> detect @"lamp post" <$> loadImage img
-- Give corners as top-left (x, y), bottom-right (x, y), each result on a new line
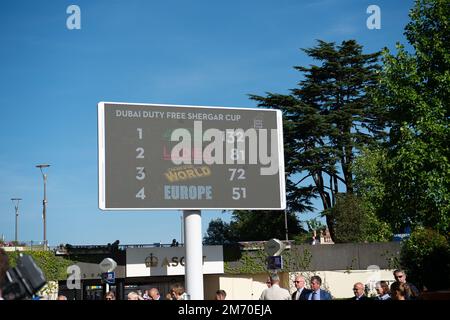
top-left (11, 198), bottom-right (22, 244)
top-left (284, 209), bottom-right (289, 241)
top-left (36, 164), bottom-right (50, 249)
top-left (180, 213), bottom-right (184, 246)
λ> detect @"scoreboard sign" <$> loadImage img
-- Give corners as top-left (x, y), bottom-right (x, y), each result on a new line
top-left (98, 102), bottom-right (285, 210)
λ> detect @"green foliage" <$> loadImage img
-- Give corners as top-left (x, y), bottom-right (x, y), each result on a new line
top-left (291, 233), bottom-right (312, 245)
top-left (374, 0), bottom-right (450, 233)
top-left (327, 193), bottom-right (392, 243)
top-left (353, 148), bottom-right (386, 213)
top-left (231, 210), bottom-right (306, 242)
top-left (400, 228), bottom-right (450, 291)
top-left (224, 250), bottom-right (268, 274)
top-left (327, 194), bottom-right (366, 243)
top-left (381, 250), bottom-right (401, 270)
top-left (363, 211), bottom-right (393, 243)
top-left (205, 211), bottom-right (306, 244)
top-left (284, 248), bottom-right (313, 271)
top-left (353, 148), bottom-right (393, 242)
top-left (7, 251), bottom-right (75, 281)
top-left (203, 218), bottom-right (237, 245)
top-left (250, 39), bottom-right (383, 241)
top-left (224, 248), bottom-right (313, 274)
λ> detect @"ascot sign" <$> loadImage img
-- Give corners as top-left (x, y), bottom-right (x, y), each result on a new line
top-left (126, 246), bottom-right (224, 277)
top-left (98, 102), bottom-right (286, 210)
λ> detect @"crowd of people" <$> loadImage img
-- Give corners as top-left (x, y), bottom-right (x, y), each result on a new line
top-left (0, 248), bottom-right (423, 301)
top-left (98, 270), bottom-right (418, 301)
top-left (101, 283), bottom-right (190, 301)
top-left (259, 270), bottom-right (420, 300)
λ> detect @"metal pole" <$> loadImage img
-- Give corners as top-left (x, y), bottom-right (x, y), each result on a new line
top-left (43, 173), bottom-right (47, 249)
top-left (16, 205), bottom-right (18, 243)
top-left (36, 164), bottom-right (50, 250)
top-left (181, 213), bottom-right (184, 245)
top-left (183, 210), bottom-right (203, 300)
top-left (11, 198), bottom-right (22, 244)
top-left (284, 209), bottom-right (289, 241)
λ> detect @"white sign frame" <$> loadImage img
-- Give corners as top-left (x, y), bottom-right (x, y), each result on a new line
top-left (98, 101), bottom-right (286, 211)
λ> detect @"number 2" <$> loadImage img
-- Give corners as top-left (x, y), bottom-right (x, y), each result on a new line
top-left (136, 147), bottom-right (144, 158)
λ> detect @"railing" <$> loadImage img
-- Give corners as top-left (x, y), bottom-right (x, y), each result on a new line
top-left (52, 242), bottom-right (186, 255)
top-left (0, 240), bottom-right (48, 251)
top-left (238, 240), bottom-right (293, 251)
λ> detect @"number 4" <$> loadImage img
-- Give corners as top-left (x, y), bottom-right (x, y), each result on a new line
top-left (136, 187), bottom-right (146, 200)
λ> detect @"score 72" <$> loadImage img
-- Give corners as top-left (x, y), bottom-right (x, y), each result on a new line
top-left (228, 168), bottom-right (246, 181)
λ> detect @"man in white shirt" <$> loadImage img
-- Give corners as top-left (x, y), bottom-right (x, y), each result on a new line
top-left (259, 274), bottom-right (291, 300)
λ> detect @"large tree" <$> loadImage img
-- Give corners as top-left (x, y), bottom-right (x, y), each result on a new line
top-left (203, 211), bottom-right (306, 244)
top-left (375, 0), bottom-right (450, 233)
top-left (250, 40), bottom-right (383, 241)
top-left (203, 218), bottom-right (238, 245)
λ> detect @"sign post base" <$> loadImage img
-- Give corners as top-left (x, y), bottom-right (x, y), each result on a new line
top-left (183, 210), bottom-right (204, 300)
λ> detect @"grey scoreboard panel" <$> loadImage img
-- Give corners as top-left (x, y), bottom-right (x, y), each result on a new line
top-left (98, 102), bottom-right (286, 210)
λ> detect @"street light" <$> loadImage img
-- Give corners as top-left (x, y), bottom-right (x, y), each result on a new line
top-left (36, 164), bottom-right (50, 249)
top-left (284, 209), bottom-right (289, 242)
top-left (11, 198), bottom-right (22, 244)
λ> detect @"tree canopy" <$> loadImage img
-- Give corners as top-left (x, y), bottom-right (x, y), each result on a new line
top-left (374, 0), bottom-right (450, 233)
top-left (250, 40), bottom-right (383, 241)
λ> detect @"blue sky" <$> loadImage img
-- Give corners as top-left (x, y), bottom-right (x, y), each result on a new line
top-left (0, 0), bottom-right (414, 246)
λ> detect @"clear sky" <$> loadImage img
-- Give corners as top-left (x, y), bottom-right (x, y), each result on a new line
top-left (0, 0), bottom-right (414, 246)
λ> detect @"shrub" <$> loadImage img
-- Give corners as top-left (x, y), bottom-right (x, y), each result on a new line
top-left (400, 228), bottom-right (450, 291)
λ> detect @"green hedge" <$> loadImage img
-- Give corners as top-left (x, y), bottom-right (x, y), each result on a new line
top-left (224, 248), bottom-right (313, 274)
top-left (6, 251), bottom-right (76, 282)
top-left (400, 228), bottom-right (450, 291)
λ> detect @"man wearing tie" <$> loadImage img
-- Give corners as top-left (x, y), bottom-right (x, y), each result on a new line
top-left (308, 275), bottom-right (332, 300)
top-left (292, 275), bottom-right (311, 300)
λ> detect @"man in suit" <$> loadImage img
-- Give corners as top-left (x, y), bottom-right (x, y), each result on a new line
top-left (307, 275), bottom-right (332, 300)
top-left (292, 275), bottom-right (311, 300)
top-left (350, 282), bottom-right (370, 300)
top-left (259, 274), bottom-right (291, 300)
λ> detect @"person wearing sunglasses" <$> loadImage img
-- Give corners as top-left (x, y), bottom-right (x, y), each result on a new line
top-left (291, 275), bottom-right (311, 300)
top-left (393, 269), bottom-right (419, 300)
